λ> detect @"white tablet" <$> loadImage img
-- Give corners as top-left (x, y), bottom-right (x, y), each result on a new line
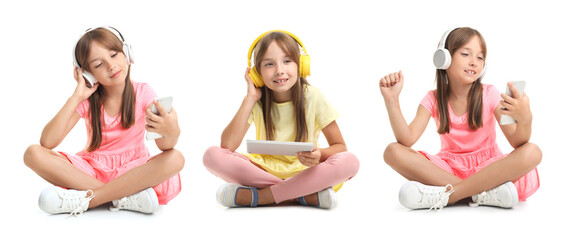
top-left (500, 81), bottom-right (526, 125)
top-left (146, 96), bottom-right (173, 140)
top-left (246, 140), bottom-right (314, 156)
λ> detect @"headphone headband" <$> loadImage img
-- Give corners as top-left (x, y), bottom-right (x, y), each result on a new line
top-left (437, 28), bottom-right (456, 49)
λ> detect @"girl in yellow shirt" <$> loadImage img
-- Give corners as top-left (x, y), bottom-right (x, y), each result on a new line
top-left (203, 30), bottom-right (359, 209)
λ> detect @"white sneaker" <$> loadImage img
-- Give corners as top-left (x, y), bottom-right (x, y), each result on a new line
top-left (110, 188), bottom-right (159, 214)
top-left (38, 186), bottom-right (94, 216)
top-left (399, 181), bottom-right (454, 211)
top-left (470, 182), bottom-right (518, 208)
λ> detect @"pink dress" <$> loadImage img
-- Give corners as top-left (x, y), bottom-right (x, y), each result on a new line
top-left (418, 84), bottom-right (539, 201)
top-left (59, 81), bottom-right (180, 205)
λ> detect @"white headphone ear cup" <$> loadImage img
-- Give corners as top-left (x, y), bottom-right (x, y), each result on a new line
top-left (433, 48), bottom-right (451, 69)
top-left (123, 44), bottom-right (133, 64)
top-left (82, 71), bottom-right (97, 87)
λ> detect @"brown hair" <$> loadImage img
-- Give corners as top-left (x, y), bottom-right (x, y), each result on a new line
top-left (253, 32), bottom-right (309, 142)
top-left (435, 27), bottom-right (487, 134)
top-left (75, 28), bottom-right (136, 151)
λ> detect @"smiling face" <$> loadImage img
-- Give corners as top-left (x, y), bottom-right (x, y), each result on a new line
top-left (446, 35), bottom-right (486, 86)
top-left (85, 41), bottom-right (129, 87)
top-left (258, 40), bottom-right (299, 102)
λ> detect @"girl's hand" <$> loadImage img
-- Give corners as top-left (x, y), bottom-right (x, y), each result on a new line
top-left (297, 146), bottom-right (321, 167)
top-left (72, 67), bottom-right (99, 100)
top-left (500, 82), bottom-right (532, 125)
top-left (145, 101), bottom-right (180, 139)
top-left (379, 70), bottom-right (404, 101)
top-left (245, 67), bottom-right (262, 102)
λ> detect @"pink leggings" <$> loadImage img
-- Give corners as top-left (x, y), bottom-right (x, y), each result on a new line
top-left (203, 146), bottom-right (359, 203)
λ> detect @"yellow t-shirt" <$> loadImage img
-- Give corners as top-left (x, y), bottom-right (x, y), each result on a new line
top-left (243, 85), bottom-right (343, 190)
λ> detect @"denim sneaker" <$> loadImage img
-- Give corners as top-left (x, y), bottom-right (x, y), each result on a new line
top-left (216, 183), bottom-right (258, 207)
top-left (299, 187), bottom-right (337, 209)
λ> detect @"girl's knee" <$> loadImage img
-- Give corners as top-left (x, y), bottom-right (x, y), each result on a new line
top-left (383, 142), bottom-right (403, 166)
top-left (203, 146), bottom-right (227, 170)
top-left (203, 146), bottom-right (218, 167)
top-left (521, 142), bottom-right (542, 167)
top-left (344, 152), bottom-right (360, 176)
top-left (167, 149), bottom-right (185, 172)
top-left (155, 149), bottom-right (185, 174)
top-left (23, 144), bottom-right (44, 168)
top-left (328, 152), bottom-right (360, 179)
top-left (338, 152), bottom-right (359, 176)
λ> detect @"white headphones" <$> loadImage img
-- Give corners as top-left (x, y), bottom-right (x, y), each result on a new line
top-left (433, 28), bottom-right (486, 79)
top-left (72, 26), bottom-right (133, 87)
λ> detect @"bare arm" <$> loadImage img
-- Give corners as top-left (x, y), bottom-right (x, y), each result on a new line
top-left (41, 67), bottom-right (99, 149)
top-left (40, 97), bottom-right (83, 149)
top-left (220, 67), bottom-right (262, 151)
top-left (297, 120), bottom-right (346, 167)
top-left (318, 120), bottom-right (347, 160)
top-left (379, 71), bottom-right (431, 147)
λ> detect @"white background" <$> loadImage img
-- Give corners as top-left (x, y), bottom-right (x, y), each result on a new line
top-left (1, 0), bottom-right (570, 239)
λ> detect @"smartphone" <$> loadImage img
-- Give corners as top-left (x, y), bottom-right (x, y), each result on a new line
top-left (145, 96), bottom-right (173, 140)
top-left (500, 81), bottom-right (526, 125)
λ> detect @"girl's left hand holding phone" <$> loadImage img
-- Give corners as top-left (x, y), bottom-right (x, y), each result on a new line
top-left (500, 82), bottom-right (532, 125)
top-left (145, 100), bottom-right (180, 139)
top-left (297, 146), bottom-right (321, 167)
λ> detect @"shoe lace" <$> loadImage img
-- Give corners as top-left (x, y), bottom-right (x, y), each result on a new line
top-left (469, 189), bottom-right (499, 207)
top-left (67, 190), bottom-right (95, 217)
top-left (425, 184), bottom-right (454, 212)
top-left (110, 194), bottom-right (140, 212)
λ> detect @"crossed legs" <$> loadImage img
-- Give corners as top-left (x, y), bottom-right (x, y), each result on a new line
top-left (23, 144), bottom-right (184, 208)
top-left (383, 142), bottom-right (541, 204)
top-left (203, 146), bottom-right (359, 206)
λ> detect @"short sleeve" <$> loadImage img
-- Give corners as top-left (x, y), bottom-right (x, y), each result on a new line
top-left (311, 87), bottom-right (339, 129)
top-left (76, 99), bottom-right (90, 119)
top-left (136, 82), bottom-right (158, 113)
top-left (420, 90), bottom-right (437, 118)
top-left (248, 101), bottom-right (261, 125)
top-left (484, 84), bottom-right (502, 113)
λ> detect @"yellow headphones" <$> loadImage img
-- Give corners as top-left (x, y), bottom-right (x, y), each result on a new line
top-left (247, 30), bottom-right (311, 87)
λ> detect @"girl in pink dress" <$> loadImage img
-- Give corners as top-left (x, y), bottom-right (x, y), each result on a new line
top-left (24, 27), bottom-right (184, 215)
top-left (379, 27), bottom-right (541, 210)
